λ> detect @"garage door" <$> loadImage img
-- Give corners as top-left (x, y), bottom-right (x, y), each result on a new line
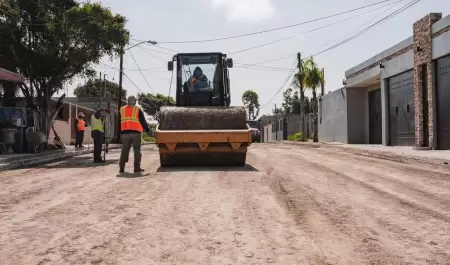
top-left (388, 70), bottom-right (415, 146)
top-left (436, 55), bottom-right (450, 150)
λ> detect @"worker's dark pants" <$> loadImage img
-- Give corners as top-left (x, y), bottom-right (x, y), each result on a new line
top-left (119, 132), bottom-right (142, 170)
top-left (91, 130), bottom-right (104, 161)
top-left (75, 130), bottom-right (84, 147)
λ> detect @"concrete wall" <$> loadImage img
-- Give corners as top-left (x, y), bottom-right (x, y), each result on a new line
top-left (345, 37), bottom-right (413, 78)
top-left (318, 88), bottom-right (348, 143)
top-left (49, 120), bottom-right (94, 146)
top-left (432, 24), bottom-right (450, 59)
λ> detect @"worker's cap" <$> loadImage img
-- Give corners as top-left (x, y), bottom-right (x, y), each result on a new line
top-left (78, 112), bottom-right (85, 117)
top-left (127, 96), bottom-right (137, 103)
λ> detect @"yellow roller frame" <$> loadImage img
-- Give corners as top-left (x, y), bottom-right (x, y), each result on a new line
top-left (154, 124), bottom-right (253, 154)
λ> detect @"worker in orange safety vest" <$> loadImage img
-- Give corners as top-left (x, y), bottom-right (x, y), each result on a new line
top-left (118, 95), bottom-right (149, 173)
top-left (74, 112), bottom-right (86, 148)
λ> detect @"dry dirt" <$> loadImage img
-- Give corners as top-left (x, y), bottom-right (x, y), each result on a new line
top-left (0, 143), bottom-right (449, 265)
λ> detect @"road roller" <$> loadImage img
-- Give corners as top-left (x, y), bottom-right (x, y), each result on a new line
top-left (154, 52), bottom-right (252, 167)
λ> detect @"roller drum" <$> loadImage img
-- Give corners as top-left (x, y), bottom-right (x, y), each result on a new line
top-left (158, 106), bottom-right (247, 130)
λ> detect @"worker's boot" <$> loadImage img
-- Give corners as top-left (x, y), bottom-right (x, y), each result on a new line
top-left (94, 156), bottom-right (105, 163)
top-left (134, 167), bottom-right (145, 173)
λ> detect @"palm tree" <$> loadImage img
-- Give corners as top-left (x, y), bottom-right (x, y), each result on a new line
top-left (291, 60), bottom-right (307, 141)
top-left (302, 57), bottom-right (324, 142)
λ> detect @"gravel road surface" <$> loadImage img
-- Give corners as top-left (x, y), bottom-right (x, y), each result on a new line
top-left (1, 143), bottom-right (449, 265)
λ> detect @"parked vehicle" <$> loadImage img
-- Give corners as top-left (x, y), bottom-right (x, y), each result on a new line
top-left (247, 120), bottom-right (261, 143)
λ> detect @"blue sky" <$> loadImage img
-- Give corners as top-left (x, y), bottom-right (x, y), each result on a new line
top-left (63, 0), bottom-right (449, 116)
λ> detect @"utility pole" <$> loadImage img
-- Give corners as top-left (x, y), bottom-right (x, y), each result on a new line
top-left (320, 68), bottom-right (325, 97)
top-left (99, 72), bottom-right (103, 109)
top-left (115, 40), bottom-right (157, 144)
top-left (117, 48), bottom-right (124, 143)
top-left (297, 52), bottom-right (306, 140)
top-left (103, 73), bottom-right (107, 100)
top-left (320, 68), bottom-right (325, 125)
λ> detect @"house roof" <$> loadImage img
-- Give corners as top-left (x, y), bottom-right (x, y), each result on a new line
top-left (0, 68), bottom-right (25, 83)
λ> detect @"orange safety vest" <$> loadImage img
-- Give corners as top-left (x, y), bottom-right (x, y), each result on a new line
top-left (77, 118), bottom-right (86, 131)
top-left (120, 105), bottom-right (143, 132)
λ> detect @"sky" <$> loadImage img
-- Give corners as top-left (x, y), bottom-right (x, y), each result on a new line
top-left (60, 0), bottom-right (449, 117)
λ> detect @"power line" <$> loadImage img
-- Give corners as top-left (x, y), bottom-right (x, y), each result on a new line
top-left (234, 65), bottom-right (292, 72)
top-left (260, 60), bottom-right (298, 110)
top-left (261, 0), bottom-right (419, 109)
top-left (228, 0), bottom-right (400, 55)
top-left (147, 0), bottom-right (395, 44)
top-left (308, 0), bottom-right (420, 59)
top-left (128, 49), bottom-right (155, 93)
top-left (137, 45), bottom-right (174, 56)
top-left (310, 0), bottom-right (404, 52)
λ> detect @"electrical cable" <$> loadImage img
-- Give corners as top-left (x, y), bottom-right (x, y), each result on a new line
top-left (234, 65), bottom-right (292, 72)
top-left (128, 49), bottom-right (155, 93)
top-left (122, 72), bottom-right (158, 108)
top-left (260, 60), bottom-right (298, 110)
top-left (228, 0), bottom-right (399, 55)
top-left (260, 0), bottom-right (420, 109)
top-left (148, 0), bottom-right (395, 44)
top-left (166, 65), bottom-right (175, 105)
top-left (307, 0), bottom-right (420, 59)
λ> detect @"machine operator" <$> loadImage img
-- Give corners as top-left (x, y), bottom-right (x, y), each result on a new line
top-left (188, 67), bottom-right (212, 92)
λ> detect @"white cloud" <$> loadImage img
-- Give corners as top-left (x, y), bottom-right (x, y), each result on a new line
top-left (212, 0), bottom-right (274, 22)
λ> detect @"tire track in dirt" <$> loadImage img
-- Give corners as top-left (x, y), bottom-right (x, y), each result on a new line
top-left (284, 150), bottom-right (450, 223)
top-left (284, 149), bottom-right (450, 221)
top-left (249, 145), bottom-right (450, 264)
top-left (248, 151), bottom-right (368, 264)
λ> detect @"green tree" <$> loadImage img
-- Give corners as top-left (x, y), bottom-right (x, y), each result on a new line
top-left (242, 90), bottom-right (260, 120)
top-left (0, 0), bottom-right (129, 137)
top-left (282, 87), bottom-right (302, 115)
top-left (74, 76), bottom-right (127, 101)
top-left (303, 57), bottom-right (324, 142)
top-left (137, 92), bottom-right (175, 120)
top-left (272, 107), bottom-right (283, 115)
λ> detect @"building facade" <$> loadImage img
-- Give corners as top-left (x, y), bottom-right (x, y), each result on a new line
top-left (320, 12), bottom-right (450, 149)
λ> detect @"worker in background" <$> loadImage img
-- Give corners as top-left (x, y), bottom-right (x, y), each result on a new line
top-left (90, 108), bottom-right (106, 163)
top-left (119, 95), bottom-right (149, 173)
top-left (74, 112), bottom-right (86, 148)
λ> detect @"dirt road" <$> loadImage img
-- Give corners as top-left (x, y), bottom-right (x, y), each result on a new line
top-left (1, 143), bottom-right (449, 265)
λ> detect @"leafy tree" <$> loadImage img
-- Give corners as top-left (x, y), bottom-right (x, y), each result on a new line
top-left (74, 76), bottom-right (127, 101)
top-left (242, 90), bottom-right (260, 120)
top-left (282, 87), bottom-right (302, 115)
top-left (137, 92), bottom-right (175, 120)
top-left (303, 57), bottom-right (324, 142)
top-left (272, 107), bottom-right (283, 115)
top-left (0, 0), bottom-right (129, 137)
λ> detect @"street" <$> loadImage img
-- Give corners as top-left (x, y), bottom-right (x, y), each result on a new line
top-left (0, 143), bottom-right (449, 265)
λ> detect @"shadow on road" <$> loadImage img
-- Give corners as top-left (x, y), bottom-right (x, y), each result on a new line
top-left (27, 157), bottom-right (120, 169)
top-left (156, 164), bottom-right (259, 172)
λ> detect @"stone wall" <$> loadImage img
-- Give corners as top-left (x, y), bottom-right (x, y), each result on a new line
top-left (413, 13), bottom-right (442, 148)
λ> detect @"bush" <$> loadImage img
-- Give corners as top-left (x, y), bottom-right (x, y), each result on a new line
top-left (142, 133), bottom-right (155, 143)
top-left (288, 132), bottom-right (307, 142)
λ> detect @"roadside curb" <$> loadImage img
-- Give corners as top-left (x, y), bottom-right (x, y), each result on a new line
top-left (280, 141), bottom-right (450, 167)
top-left (0, 142), bottom-right (155, 171)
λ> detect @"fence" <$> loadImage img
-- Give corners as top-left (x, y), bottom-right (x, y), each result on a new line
top-left (262, 113), bottom-right (317, 141)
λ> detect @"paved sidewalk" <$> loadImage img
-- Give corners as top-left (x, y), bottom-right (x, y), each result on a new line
top-left (0, 142), bottom-right (155, 171)
top-left (280, 141), bottom-right (450, 167)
